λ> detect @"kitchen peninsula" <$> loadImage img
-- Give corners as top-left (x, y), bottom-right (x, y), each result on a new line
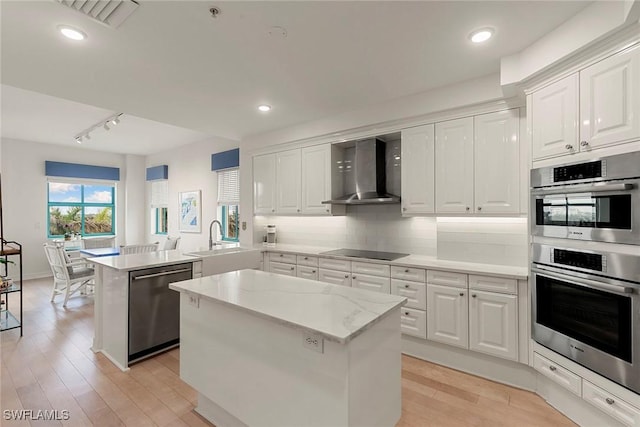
top-left (170, 269), bottom-right (407, 427)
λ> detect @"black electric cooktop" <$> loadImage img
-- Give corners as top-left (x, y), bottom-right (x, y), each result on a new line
top-left (319, 249), bottom-right (409, 261)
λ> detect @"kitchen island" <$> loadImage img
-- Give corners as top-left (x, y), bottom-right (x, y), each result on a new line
top-left (170, 269), bottom-right (407, 427)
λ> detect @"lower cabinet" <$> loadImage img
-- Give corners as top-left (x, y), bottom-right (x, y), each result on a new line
top-left (351, 273), bottom-right (390, 294)
top-left (400, 307), bottom-right (427, 339)
top-left (427, 284), bottom-right (469, 349)
top-left (469, 290), bottom-right (518, 360)
top-left (297, 265), bottom-right (318, 280)
top-left (318, 268), bottom-right (351, 286)
top-left (269, 261), bottom-right (296, 276)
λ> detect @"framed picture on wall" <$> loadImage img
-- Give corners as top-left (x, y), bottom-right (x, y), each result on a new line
top-left (179, 190), bottom-right (201, 233)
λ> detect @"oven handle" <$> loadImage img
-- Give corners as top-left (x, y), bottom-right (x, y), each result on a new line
top-left (532, 267), bottom-right (635, 295)
top-left (531, 182), bottom-right (634, 196)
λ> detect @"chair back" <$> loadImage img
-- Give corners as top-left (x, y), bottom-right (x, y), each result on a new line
top-left (43, 242), bottom-right (70, 281)
top-left (162, 236), bottom-right (180, 250)
top-left (83, 237), bottom-right (116, 249)
top-left (120, 243), bottom-right (159, 255)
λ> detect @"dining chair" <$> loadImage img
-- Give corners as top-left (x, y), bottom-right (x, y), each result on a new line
top-left (82, 236), bottom-right (116, 249)
top-left (162, 236), bottom-right (180, 250)
top-left (43, 242), bottom-right (95, 307)
top-left (119, 242), bottom-right (159, 255)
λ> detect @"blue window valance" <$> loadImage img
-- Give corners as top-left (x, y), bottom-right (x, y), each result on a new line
top-left (45, 161), bottom-right (120, 181)
top-left (146, 165), bottom-right (169, 181)
top-left (211, 148), bottom-right (239, 171)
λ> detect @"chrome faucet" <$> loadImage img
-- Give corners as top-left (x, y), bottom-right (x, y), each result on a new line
top-left (208, 220), bottom-right (223, 250)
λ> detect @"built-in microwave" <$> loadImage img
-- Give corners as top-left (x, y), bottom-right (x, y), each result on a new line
top-left (531, 152), bottom-right (640, 245)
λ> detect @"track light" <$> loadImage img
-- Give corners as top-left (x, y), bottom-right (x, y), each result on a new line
top-left (76, 137), bottom-right (82, 144)
top-left (103, 123), bottom-right (110, 131)
top-left (72, 113), bottom-right (123, 145)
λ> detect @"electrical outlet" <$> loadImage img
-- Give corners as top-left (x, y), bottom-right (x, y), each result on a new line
top-left (187, 294), bottom-right (199, 308)
top-left (241, 221), bottom-right (247, 230)
top-left (302, 332), bottom-right (324, 353)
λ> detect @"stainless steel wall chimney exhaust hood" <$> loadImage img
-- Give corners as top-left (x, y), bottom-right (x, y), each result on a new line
top-left (323, 138), bottom-right (400, 205)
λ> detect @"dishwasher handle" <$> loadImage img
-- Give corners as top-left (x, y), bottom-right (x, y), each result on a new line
top-left (131, 268), bottom-right (192, 281)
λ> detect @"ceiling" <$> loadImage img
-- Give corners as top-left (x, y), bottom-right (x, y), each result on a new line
top-left (1, 1), bottom-right (591, 154)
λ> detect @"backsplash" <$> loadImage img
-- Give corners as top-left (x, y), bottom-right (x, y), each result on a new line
top-left (254, 207), bottom-right (529, 267)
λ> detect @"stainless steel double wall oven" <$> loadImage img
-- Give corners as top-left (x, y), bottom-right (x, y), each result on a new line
top-left (530, 152), bottom-right (640, 394)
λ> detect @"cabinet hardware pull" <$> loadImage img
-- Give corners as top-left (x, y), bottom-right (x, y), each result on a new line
top-left (344, 274), bottom-right (349, 278)
top-left (580, 140), bottom-right (589, 147)
top-left (405, 312), bottom-right (410, 316)
top-left (605, 398), bottom-right (615, 405)
top-left (402, 207), bottom-right (407, 211)
top-left (290, 267), bottom-right (294, 270)
top-left (404, 284), bottom-right (409, 288)
top-left (279, 254), bottom-right (283, 257)
top-left (326, 209), bottom-right (329, 213)
top-left (304, 257), bottom-right (308, 260)
top-left (477, 207), bottom-right (482, 211)
top-left (405, 269), bottom-right (410, 273)
top-left (272, 209), bottom-right (275, 212)
top-left (565, 144), bottom-right (573, 150)
top-left (312, 270), bottom-right (316, 273)
top-left (352, 276), bottom-right (356, 279)
top-left (465, 207), bottom-right (470, 211)
top-left (297, 209), bottom-right (300, 212)
top-left (549, 366), bottom-right (557, 372)
top-left (459, 292), bottom-right (464, 296)
top-left (472, 294), bottom-right (477, 298)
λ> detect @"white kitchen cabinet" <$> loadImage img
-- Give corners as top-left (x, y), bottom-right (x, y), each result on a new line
top-left (400, 307), bottom-right (427, 339)
top-left (401, 124), bottom-right (435, 214)
top-left (318, 268), bottom-right (351, 287)
top-left (351, 261), bottom-right (390, 278)
top-left (253, 153), bottom-right (277, 214)
top-left (580, 45), bottom-right (640, 150)
top-left (296, 255), bottom-right (318, 267)
top-left (269, 261), bottom-right (297, 277)
top-left (583, 380), bottom-right (640, 427)
top-left (468, 290), bottom-right (518, 361)
top-left (427, 284), bottom-right (468, 349)
top-left (301, 145), bottom-right (332, 215)
top-left (391, 279), bottom-right (426, 310)
top-left (435, 118), bottom-right (474, 214)
top-left (473, 110), bottom-right (520, 214)
top-left (297, 265), bottom-right (318, 281)
top-left (351, 273), bottom-right (390, 294)
top-left (318, 258), bottom-right (351, 272)
top-left (531, 74), bottom-right (579, 160)
top-left (276, 149), bottom-right (302, 214)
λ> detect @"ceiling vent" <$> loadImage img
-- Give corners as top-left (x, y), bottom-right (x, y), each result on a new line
top-left (54, 0), bottom-right (139, 28)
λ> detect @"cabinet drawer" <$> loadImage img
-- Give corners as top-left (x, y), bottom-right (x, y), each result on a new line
top-left (269, 261), bottom-right (297, 277)
top-left (400, 307), bottom-right (426, 339)
top-left (391, 279), bottom-right (426, 310)
top-left (391, 266), bottom-right (426, 282)
top-left (297, 265), bottom-right (318, 281)
top-left (352, 261), bottom-right (390, 278)
top-left (351, 274), bottom-right (390, 294)
top-left (533, 353), bottom-right (581, 396)
top-left (319, 258), bottom-right (351, 272)
top-left (427, 270), bottom-right (468, 288)
top-left (583, 380), bottom-right (640, 427)
top-left (296, 255), bottom-right (318, 267)
top-left (269, 252), bottom-right (297, 264)
top-left (318, 268), bottom-right (351, 287)
top-left (469, 274), bottom-right (517, 294)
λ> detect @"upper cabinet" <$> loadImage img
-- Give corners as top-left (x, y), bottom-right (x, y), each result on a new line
top-left (532, 45), bottom-right (640, 161)
top-left (301, 145), bottom-right (332, 215)
top-left (276, 149), bottom-right (301, 214)
top-left (401, 124), bottom-right (435, 214)
top-left (253, 153), bottom-right (277, 215)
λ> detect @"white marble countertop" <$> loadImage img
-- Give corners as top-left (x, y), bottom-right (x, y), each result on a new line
top-left (89, 250), bottom-right (200, 271)
top-left (255, 244), bottom-right (528, 279)
top-left (169, 269), bottom-right (407, 344)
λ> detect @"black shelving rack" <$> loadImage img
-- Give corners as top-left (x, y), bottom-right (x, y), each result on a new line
top-left (1, 239), bottom-right (22, 336)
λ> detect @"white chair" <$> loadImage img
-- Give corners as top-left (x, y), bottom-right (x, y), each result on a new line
top-left (162, 236), bottom-right (180, 250)
top-left (119, 243), bottom-right (159, 255)
top-left (43, 242), bottom-right (95, 307)
top-left (82, 236), bottom-right (116, 249)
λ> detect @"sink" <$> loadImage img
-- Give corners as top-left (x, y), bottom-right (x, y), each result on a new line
top-left (184, 247), bottom-right (261, 276)
top-left (186, 247), bottom-right (249, 257)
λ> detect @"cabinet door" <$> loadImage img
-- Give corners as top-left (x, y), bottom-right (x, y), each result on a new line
top-left (269, 261), bottom-right (296, 277)
top-left (532, 74), bottom-right (579, 160)
top-left (469, 290), bottom-right (518, 361)
top-left (276, 149), bottom-right (301, 214)
top-left (427, 284), bottom-right (468, 348)
top-left (318, 268), bottom-right (351, 286)
top-left (253, 153), bottom-right (276, 214)
top-left (400, 308), bottom-right (427, 339)
top-left (474, 109), bottom-right (520, 214)
top-left (401, 124), bottom-right (435, 214)
top-left (301, 145), bottom-right (332, 215)
top-left (297, 265), bottom-right (318, 281)
top-left (351, 274), bottom-right (390, 294)
top-left (435, 118), bottom-right (474, 213)
top-left (580, 46), bottom-right (640, 150)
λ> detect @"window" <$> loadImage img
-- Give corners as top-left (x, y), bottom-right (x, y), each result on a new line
top-left (151, 180), bottom-right (169, 235)
top-left (217, 168), bottom-right (239, 242)
top-left (47, 181), bottom-right (115, 237)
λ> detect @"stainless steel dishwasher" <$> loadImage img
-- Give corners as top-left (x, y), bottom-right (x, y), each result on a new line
top-left (128, 262), bottom-right (193, 363)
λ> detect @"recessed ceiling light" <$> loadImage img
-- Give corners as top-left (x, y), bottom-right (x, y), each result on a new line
top-left (258, 104), bottom-right (272, 112)
top-left (58, 25), bottom-right (87, 41)
top-left (469, 28), bottom-right (494, 44)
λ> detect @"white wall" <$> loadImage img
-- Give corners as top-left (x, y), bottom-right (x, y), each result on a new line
top-left (1, 138), bottom-right (127, 279)
top-left (124, 154), bottom-right (146, 245)
top-left (145, 137), bottom-right (239, 252)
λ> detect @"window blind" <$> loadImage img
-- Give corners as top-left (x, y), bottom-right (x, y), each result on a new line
top-left (150, 180), bottom-right (168, 208)
top-left (217, 168), bottom-right (239, 205)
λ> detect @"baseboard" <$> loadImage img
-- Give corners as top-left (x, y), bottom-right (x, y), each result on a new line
top-left (23, 272), bottom-right (52, 281)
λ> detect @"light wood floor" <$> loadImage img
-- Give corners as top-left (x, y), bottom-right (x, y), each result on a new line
top-left (1, 277), bottom-right (576, 427)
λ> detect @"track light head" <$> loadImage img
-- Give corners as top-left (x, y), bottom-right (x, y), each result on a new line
top-left (103, 123), bottom-right (110, 131)
top-left (111, 116), bottom-right (120, 125)
top-left (84, 133), bottom-right (91, 140)
top-left (76, 137), bottom-right (82, 144)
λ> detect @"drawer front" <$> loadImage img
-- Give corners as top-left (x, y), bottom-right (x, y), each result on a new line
top-left (318, 268), bottom-right (351, 287)
top-left (427, 270), bottom-right (468, 288)
top-left (351, 261), bottom-right (390, 278)
top-left (297, 265), bottom-right (318, 281)
top-left (319, 258), bottom-right (351, 272)
top-left (297, 255), bottom-right (319, 267)
top-left (391, 266), bottom-right (426, 282)
top-left (400, 307), bottom-right (426, 339)
top-left (269, 261), bottom-right (297, 277)
top-left (469, 274), bottom-right (517, 294)
top-left (391, 279), bottom-right (426, 310)
top-left (269, 252), bottom-right (297, 264)
top-left (351, 274), bottom-right (391, 294)
top-left (583, 380), bottom-right (640, 427)
top-left (533, 353), bottom-right (582, 396)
